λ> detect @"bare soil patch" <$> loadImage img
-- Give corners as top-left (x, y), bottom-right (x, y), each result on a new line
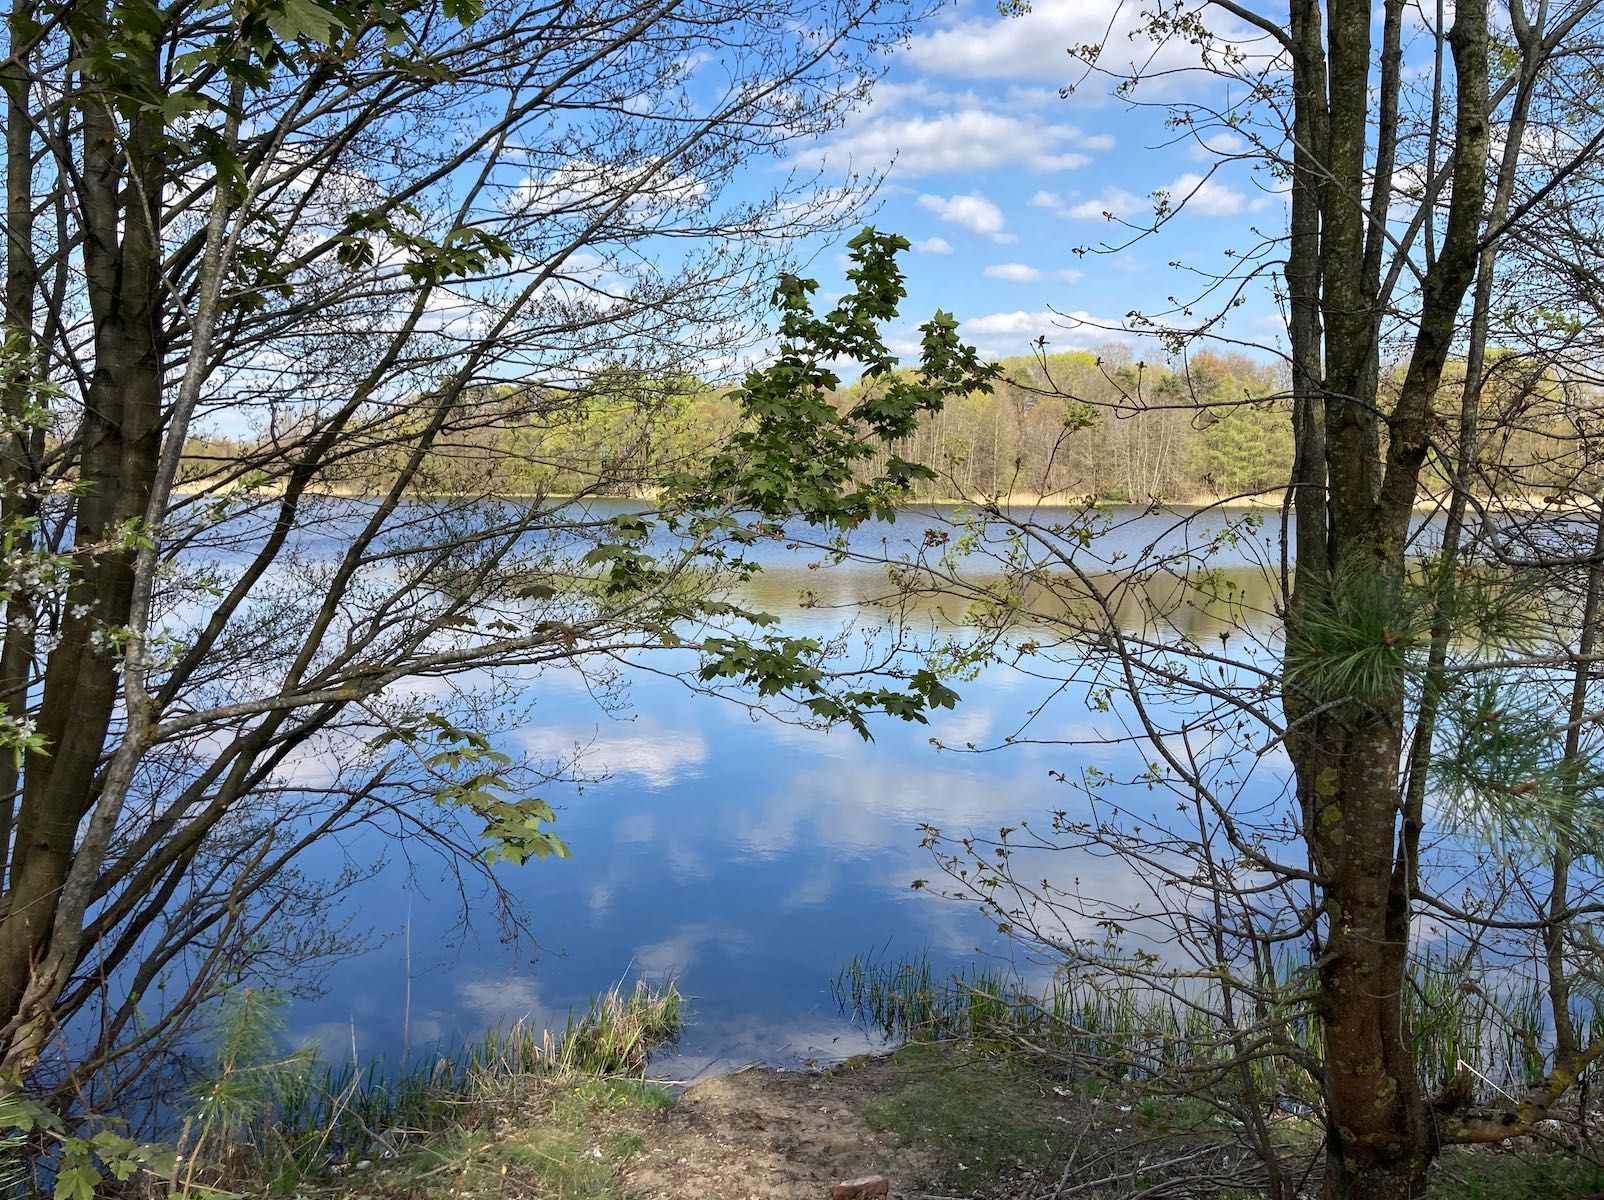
top-left (616, 1060), bottom-right (954, 1200)
top-left (315, 1047), bottom-right (1098, 1200)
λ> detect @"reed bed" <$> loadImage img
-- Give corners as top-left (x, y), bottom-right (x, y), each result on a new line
top-left (833, 949), bottom-right (1590, 1104)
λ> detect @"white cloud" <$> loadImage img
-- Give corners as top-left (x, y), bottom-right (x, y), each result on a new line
top-left (455, 976), bottom-right (547, 1026)
top-left (985, 263), bottom-right (1043, 283)
top-left (505, 159), bottom-right (705, 219)
top-left (918, 192), bottom-right (1016, 242)
top-left (959, 308), bottom-right (1134, 357)
top-left (1243, 311), bottom-right (1291, 342)
top-left (885, 326), bottom-right (930, 360)
top-left (962, 309), bottom-right (1067, 339)
top-left (1163, 171), bottom-right (1247, 216)
top-left (930, 706), bottom-right (993, 749)
top-left (907, 0), bottom-right (1253, 97)
top-left (632, 922), bottom-right (753, 977)
top-left (1031, 186), bottom-right (1148, 221)
top-left (614, 812), bottom-right (656, 842)
top-left (816, 108), bottom-right (1095, 176)
top-left (1036, 174), bottom-right (1250, 223)
top-left (1035, 177), bottom-right (1245, 222)
top-left (780, 864), bottom-right (839, 910)
top-left (1056, 268), bottom-right (1085, 284)
top-left (1187, 130), bottom-right (1249, 161)
top-left (914, 236), bottom-right (953, 255)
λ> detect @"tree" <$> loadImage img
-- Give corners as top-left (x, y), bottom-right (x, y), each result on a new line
top-left (0, 0), bottom-right (990, 1101)
top-left (832, 0), bottom-right (1604, 1197)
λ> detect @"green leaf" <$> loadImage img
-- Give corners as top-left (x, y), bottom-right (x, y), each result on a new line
top-left (264, 0), bottom-right (343, 43)
top-left (0, 1088), bottom-right (64, 1133)
top-left (54, 1164), bottom-right (101, 1200)
top-left (160, 90), bottom-right (214, 121)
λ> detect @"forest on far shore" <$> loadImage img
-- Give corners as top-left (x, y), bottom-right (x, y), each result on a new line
top-left (182, 343), bottom-right (1581, 506)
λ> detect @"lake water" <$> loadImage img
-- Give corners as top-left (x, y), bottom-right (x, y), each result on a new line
top-left (267, 501), bottom-right (1291, 1080)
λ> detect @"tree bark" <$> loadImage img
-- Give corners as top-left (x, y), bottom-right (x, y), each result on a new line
top-left (0, 4), bottom-right (167, 1042)
top-left (1282, 0), bottom-right (1490, 1192)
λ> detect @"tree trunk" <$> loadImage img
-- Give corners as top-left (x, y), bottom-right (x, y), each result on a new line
top-left (1294, 717), bottom-right (1432, 1198)
top-left (1280, 0), bottom-right (1490, 1191)
top-left (0, 6), bottom-right (167, 1042)
top-left (0, 0), bottom-right (42, 883)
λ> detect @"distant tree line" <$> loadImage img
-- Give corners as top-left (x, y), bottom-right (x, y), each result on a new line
top-left (191, 342), bottom-right (1599, 508)
top-left (187, 348), bottom-right (1298, 503)
top-left (849, 347), bottom-right (1295, 503)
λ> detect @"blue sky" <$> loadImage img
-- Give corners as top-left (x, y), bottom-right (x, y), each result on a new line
top-left (790, 0), bottom-right (1291, 364)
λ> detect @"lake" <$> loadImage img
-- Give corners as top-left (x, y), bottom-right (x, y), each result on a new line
top-left (269, 500), bottom-right (1292, 1081)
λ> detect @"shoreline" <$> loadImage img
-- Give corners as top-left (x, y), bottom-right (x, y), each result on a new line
top-left (246, 1039), bottom-right (1554, 1200)
top-left (170, 484), bottom-right (1589, 519)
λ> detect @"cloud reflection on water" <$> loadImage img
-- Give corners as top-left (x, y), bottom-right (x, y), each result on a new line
top-left (517, 719), bottom-right (707, 788)
top-left (282, 505), bottom-right (1294, 1072)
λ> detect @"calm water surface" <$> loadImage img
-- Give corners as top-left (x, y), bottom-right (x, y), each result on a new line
top-left (279, 502), bottom-right (1287, 1078)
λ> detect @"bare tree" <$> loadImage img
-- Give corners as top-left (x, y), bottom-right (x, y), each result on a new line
top-left (816, 0), bottom-right (1604, 1196)
top-left (0, 0), bottom-right (976, 1096)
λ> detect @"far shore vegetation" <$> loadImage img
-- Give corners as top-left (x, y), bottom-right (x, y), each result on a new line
top-left (178, 346), bottom-right (1591, 514)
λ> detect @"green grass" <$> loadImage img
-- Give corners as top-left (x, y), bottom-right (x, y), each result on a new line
top-left (1427, 1147), bottom-right (1604, 1199)
top-left (559, 980), bottom-right (684, 1076)
top-left (571, 1076), bottom-right (676, 1110)
top-left (378, 1078), bottom-right (663, 1200)
top-left (495, 1090), bottom-right (630, 1199)
top-left (229, 979), bottom-right (684, 1194)
top-left (859, 1043), bottom-right (1066, 1177)
top-left (837, 952), bottom-right (1604, 1197)
top-left (834, 949), bottom-right (1324, 1107)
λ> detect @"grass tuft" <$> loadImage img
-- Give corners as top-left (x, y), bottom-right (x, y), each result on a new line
top-left (228, 979), bottom-right (683, 1193)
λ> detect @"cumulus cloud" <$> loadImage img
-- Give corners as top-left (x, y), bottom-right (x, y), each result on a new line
top-left (984, 262), bottom-right (1042, 283)
top-left (962, 309), bottom-right (1068, 339)
top-left (505, 159), bottom-right (705, 219)
top-left (1162, 171), bottom-right (1247, 216)
top-left (632, 923), bottom-right (753, 977)
top-left (455, 976), bottom-right (546, 1026)
top-left (918, 192), bottom-right (1015, 242)
top-left (1042, 186), bottom-right (1148, 221)
top-left (1187, 130), bottom-right (1249, 161)
top-left (958, 308), bottom-right (1134, 357)
top-left (913, 236), bottom-right (954, 254)
top-left (814, 108), bottom-right (1097, 176)
top-left (1032, 174), bottom-right (1247, 221)
top-left (907, 0), bottom-right (1252, 97)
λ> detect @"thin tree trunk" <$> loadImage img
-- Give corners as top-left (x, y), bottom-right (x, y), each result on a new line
top-left (0, 11), bottom-right (168, 1047)
top-left (1546, 510), bottom-right (1604, 1069)
top-left (0, 0), bottom-right (41, 884)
